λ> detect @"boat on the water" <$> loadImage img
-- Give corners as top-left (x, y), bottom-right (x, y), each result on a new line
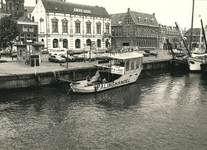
top-left (188, 19), bottom-right (207, 72)
top-left (70, 52), bottom-right (143, 93)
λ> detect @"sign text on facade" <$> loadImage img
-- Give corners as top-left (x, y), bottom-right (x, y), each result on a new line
top-left (74, 8), bottom-right (91, 14)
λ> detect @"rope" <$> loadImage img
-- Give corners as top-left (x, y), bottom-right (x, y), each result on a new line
top-left (143, 69), bottom-right (154, 78)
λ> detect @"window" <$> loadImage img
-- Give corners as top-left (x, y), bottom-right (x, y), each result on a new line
top-left (136, 59), bottom-right (139, 69)
top-left (53, 39), bottom-right (58, 48)
top-left (75, 20), bottom-right (81, 33)
top-left (137, 17), bottom-right (141, 21)
top-left (126, 60), bottom-right (129, 71)
top-left (75, 39), bottom-right (81, 48)
top-left (105, 23), bottom-right (110, 34)
top-left (52, 17), bottom-right (58, 33)
top-left (52, 22), bottom-right (58, 33)
top-left (23, 26), bottom-right (28, 32)
top-left (29, 26), bottom-right (34, 32)
top-left (62, 19), bottom-right (68, 33)
top-left (131, 62), bottom-right (134, 70)
top-left (63, 39), bottom-right (68, 48)
top-left (62, 22), bottom-right (68, 33)
top-left (16, 2), bottom-right (19, 10)
top-left (27, 34), bottom-right (31, 40)
top-left (105, 39), bottom-right (109, 48)
top-left (97, 39), bottom-right (101, 48)
top-left (20, 34), bottom-right (25, 41)
top-left (96, 22), bottom-right (101, 34)
top-left (86, 23), bottom-right (91, 34)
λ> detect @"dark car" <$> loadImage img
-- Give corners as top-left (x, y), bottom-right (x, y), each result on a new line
top-left (48, 55), bottom-right (66, 63)
top-left (42, 50), bottom-right (49, 54)
top-left (149, 51), bottom-right (158, 56)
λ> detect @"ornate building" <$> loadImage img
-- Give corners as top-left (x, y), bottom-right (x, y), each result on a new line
top-left (111, 8), bottom-right (159, 49)
top-left (31, 0), bottom-right (111, 51)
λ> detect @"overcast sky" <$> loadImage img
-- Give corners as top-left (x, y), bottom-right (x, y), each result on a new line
top-left (23, 0), bottom-right (207, 30)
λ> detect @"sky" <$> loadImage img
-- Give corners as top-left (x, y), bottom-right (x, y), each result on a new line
top-left (23, 0), bottom-right (207, 30)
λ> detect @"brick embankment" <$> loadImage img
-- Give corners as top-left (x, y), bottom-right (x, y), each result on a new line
top-left (0, 50), bottom-right (172, 76)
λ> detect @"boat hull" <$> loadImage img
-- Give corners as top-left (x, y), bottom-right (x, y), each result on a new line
top-left (170, 58), bottom-right (189, 71)
top-left (200, 63), bottom-right (207, 74)
top-left (70, 69), bottom-right (142, 93)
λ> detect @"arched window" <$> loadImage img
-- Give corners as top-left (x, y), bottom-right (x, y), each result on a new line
top-left (63, 39), bottom-right (68, 48)
top-left (86, 20), bottom-right (91, 34)
top-left (96, 21), bottom-right (101, 34)
top-left (75, 39), bottom-right (81, 48)
top-left (53, 39), bottom-right (58, 48)
top-left (86, 39), bottom-right (91, 47)
top-left (97, 39), bottom-right (101, 48)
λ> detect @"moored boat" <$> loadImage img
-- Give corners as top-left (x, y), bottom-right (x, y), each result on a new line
top-left (70, 52), bottom-right (143, 93)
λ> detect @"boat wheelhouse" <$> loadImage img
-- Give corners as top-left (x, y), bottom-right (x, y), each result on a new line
top-left (70, 52), bottom-right (143, 93)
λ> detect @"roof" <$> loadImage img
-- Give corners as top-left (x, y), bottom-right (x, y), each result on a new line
top-left (130, 11), bottom-right (159, 27)
top-left (24, 6), bottom-right (35, 15)
top-left (17, 14), bottom-right (33, 22)
top-left (184, 28), bottom-right (201, 36)
top-left (111, 11), bottom-right (159, 27)
top-left (41, 0), bottom-right (110, 18)
top-left (108, 52), bottom-right (143, 60)
top-left (110, 13), bottom-right (126, 26)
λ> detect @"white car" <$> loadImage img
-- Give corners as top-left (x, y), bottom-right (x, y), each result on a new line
top-left (48, 55), bottom-right (66, 63)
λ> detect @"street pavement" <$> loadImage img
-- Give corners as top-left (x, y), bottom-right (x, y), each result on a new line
top-left (0, 50), bottom-right (172, 76)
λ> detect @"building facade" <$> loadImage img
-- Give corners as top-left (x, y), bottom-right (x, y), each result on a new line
top-left (111, 8), bottom-right (159, 49)
top-left (159, 24), bottom-right (181, 49)
top-left (31, 0), bottom-right (111, 51)
top-left (5, 0), bottom-right (25, 20)
top-left (184, 26), bottom-right (207, 50)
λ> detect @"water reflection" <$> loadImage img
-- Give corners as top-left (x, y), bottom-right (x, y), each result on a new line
top-left (1, 74), bottom-right (207, 150)
top-left (68, 82), bottom-right (142, 110)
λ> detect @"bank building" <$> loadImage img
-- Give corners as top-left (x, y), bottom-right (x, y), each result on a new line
top-left (31, 0), bottom-right (111, 51)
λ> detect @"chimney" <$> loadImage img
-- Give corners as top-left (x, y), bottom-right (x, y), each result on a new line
top-left (128, 8), bottom-right (130, 12)
top-left (153, 13), bottom-right (155, 16)
top-left (36, 0), bottom-right (38, 4)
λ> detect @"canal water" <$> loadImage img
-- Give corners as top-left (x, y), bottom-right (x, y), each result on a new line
top-left (1, 71), bottom-right (207, 150)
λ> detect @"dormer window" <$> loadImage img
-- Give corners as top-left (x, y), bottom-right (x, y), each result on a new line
top-left (145, 18), bottom-right (147, 22)
top-left (151, 19), bottom-right (154, 23)
top-left (137, 17), bottom-right (141, 21)
top-left (118, 21), bottom-right (122, 25)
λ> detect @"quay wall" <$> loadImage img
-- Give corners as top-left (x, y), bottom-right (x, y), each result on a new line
top-left (0, 60), bottom-right (170, 90)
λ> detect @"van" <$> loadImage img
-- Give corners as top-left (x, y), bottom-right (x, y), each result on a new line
top-left (49, 48), bottom-right (68, 56)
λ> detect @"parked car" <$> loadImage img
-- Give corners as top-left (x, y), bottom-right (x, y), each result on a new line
top-left (42, 50), bottom-right (49, 54)
top-left (149, 51), bottom-right (158, 56)
top-left (0, 49), bottom-right (7, 55)
top-left (60, 54), bottom-right (76, 62)
top-left (48, 55), bottom-right (66, 63)
top-left (74, 52), bottom-right (96, 61)
top-left (139, 51), bottom-right (149, 57)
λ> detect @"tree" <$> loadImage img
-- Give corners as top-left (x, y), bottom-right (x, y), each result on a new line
top-left (0, 15), bottom-right (19, 50)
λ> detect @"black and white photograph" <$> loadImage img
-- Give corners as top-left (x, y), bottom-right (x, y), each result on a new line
top-left (0, 0), bottom-right (207, 149)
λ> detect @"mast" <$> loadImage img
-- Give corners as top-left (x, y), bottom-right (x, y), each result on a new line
top-left (200, 19), bottom-right (207, 53)
top-left (189, 0), bottom-right (195, 52)
top-left (175, 22), bottom-right (191, 57)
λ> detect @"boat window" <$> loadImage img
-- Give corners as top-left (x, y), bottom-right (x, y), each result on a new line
top-left (114, 59), bottom-right (124, 67)
top-left (131, 62), bottom-right (134, 70)
top-left (126, 60), bottom-right (129, 71)
top-left (136, 58), bottom-right (139, 69)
